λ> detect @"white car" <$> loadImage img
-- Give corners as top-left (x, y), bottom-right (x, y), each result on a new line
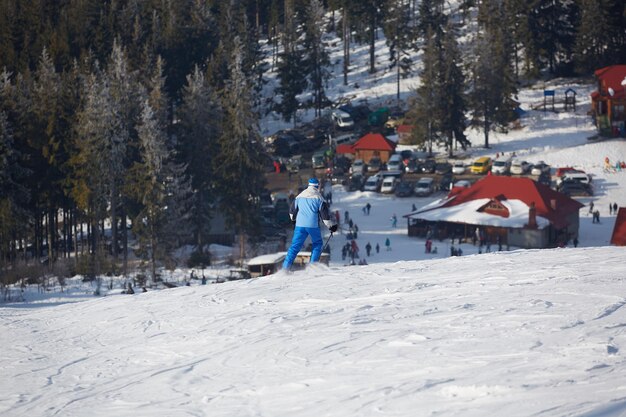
top-left (350, 159), bottom-right (366, 175)
top-left (531, 161), bottom-right (550, 176)
top-left (363, 174), bottom-right (382, 192)
top-left (510, 159), bottom-right (530, 175)
top-left (380, 177), bottom-right (397, 194)
top-left (331, 110), bottom-right (354, 129)
top-left (451, 161), bottom-right (466, 174)
top-left (491, 156), bottom-right (512, 175)
top-left (452, 180), bottom-right (471, 189)
top-left (414, 177), bottom-right (435, 196)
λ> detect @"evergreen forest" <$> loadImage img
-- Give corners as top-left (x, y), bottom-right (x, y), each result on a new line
top-left (0, 0), bottom-right (625, 289)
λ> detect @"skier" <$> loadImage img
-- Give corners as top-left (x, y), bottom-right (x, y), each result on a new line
top-left (365, 242), bottom-right (372, 256)
top-left (282, 178), bottom-right (337, 271)
top-left (385, 237), bottom-right (391, 251)
top-left (351, 239), bottom-right (359, 258)
top-left (390, 214), bottom-right (397, 228)
top-left (376, 243), bottom-right (380, 254)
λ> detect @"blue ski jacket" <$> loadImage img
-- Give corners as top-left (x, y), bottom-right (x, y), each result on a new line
top-left (290, 185), bottom-right (334, 229)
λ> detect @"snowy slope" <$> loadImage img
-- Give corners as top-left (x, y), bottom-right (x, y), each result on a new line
top-left (1, 247), bottom-right (625, 417)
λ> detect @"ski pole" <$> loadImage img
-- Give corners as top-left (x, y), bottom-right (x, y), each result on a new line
top-left (322, 231), bottom-right (334, 253)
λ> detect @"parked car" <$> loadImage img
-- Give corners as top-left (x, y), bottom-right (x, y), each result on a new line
top-left (338, 104), bottom-right (371, 122)
top-left (421, 159), bottom-right (436, 173)
top-left (555, 166), bottom-right (582, 178)
top-left (531, 161), bottom-right (551, 176)
top-left (380, 176), bottom-right (397, 194)
top-left (414, 177), bottom-right (435, 196)
top-left (510, 159), bottom-right (531, 175)
top-left (556, 171), bottom-right (591, 187)
top-left (451, 161), bottom-right (466, 174)
top-left (270, 130), bottom-right (307, 157)
top-left (558, 180), bottom-right (593, 196)
top-left (435, 162), bottom-right (452, 175)
top-left (491, 155), bottom-right (512, 175)
top-left (387, 154), bottom-right (402, 172)
top-left (405, 158), bottom-right (421, 173)
top-left (451, 180), bottom-right (472, 191)
top-left (438, 172), bottom-right (454, 191)
top-left (345, 174), bottom-right (365, 191)
top-left (363, 174), bottom-right (382, 192)
top-left (332, 133), bottom-right (358, 146)
top-left (394, 180), bottom-right (414, 197)
top-left (311, 151), bottom-right (326, 169)
top-left (331, 110), bottom-right (355, 130)
top-left (367, 157), bottom-right (382, 172)
top-left (470, 156), bottom-right (492, 174)
top-left (350, 159), bottom-right (366, 175)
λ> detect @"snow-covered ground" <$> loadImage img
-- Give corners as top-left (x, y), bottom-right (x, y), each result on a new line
top-left (3, 15), bottom-right (626, 417)
top-left (1, 247), bottom-right (625, 417)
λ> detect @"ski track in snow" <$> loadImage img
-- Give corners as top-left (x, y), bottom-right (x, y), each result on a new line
top-left (1, 248), bottom-right (626, 417)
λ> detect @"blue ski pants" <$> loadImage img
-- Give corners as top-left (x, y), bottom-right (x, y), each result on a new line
top-left (283, 227), bottom-right (323, 270)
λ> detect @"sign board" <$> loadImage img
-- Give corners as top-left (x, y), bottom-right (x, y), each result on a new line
top-left (544, 90), bottom-right (555, 97)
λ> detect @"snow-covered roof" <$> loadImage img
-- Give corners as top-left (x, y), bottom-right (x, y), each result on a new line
top-left (406, 176), bottom-right (584, 229)
top-left (247, 252), bottom-right (286, 266)
top-left (408, 197), bottom-right (550, 228)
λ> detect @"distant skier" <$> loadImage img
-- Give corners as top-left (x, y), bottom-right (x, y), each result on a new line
top-left (282, 178), bottom-right (337, 271)
top-left (385, 237), bottom-right (391, 251)
top-left (365, 242), bottom-right (372, 256)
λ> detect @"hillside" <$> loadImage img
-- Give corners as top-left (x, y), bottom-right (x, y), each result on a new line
top-left (1, 247), bottom-right (625, 417)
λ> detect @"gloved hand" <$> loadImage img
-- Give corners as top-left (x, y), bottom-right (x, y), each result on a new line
top-left (329, 224), bottom-right (338, 233)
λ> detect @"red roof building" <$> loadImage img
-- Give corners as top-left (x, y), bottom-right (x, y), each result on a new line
top-left (590, 65), bottom-right (626, 137)
top-left (405, 176), bottom-right (584, 248)
top-left (396, 124), bottom-right (415, 144)
top-left (611, 207), bottom-right (626, 246)
top-left (351, 133), bottom-right (397, 163)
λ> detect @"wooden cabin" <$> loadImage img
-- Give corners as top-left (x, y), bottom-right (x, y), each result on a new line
top-left (591, 65), bottom-right (626, 137)
top-left (247, 253), bottom-right (286, 277)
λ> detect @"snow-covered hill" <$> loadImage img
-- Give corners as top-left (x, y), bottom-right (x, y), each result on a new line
top-left (1, 247), bottom-right (625, 417)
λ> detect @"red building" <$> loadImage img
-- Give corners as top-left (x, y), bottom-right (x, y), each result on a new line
top-left (405, 176), bottom-right (584, 248)
top-left (351, 133), bottom-right (397, 163)
top-left (591, 65), bottom-right (626, 137)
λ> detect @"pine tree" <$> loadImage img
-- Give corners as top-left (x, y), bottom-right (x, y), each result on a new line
top-left (383, 0), bottom-right (416, 102)
top-left (177, 65), bottom-right (223, 252)
top-left (407, 28), bottom-right (442, 155)
top-left (71, 71), bottom-right (115, 277)
top-left (129, 99), bottom-right (169, 285)
top-left (469, 14), bottom-right (518, 148)
top-left (276, 48), bottom-right (307, 125)
top-left (0, 110), bottom-right (30, 285)
top-left (527, 0), bottom-right (578, 75)
top-left (574, 0), bottom-right (623, 73)
top-left (440, 21), bottom-right (469, 155)
top-left (417, 0), bottom-right (445, 40)
top-left (106, 41), bottom-right (140, 262)
top-left (303, 0), bottom-right (331, 117)
top-left (215, 37), bottom-right (267, 261)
